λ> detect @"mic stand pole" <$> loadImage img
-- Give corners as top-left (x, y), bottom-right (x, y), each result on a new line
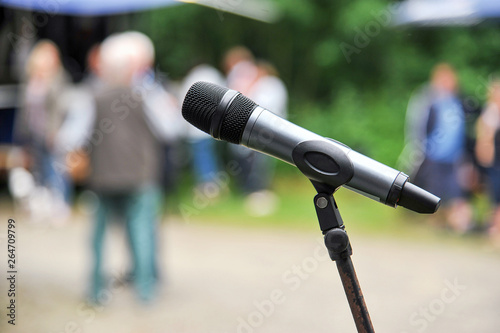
top-left (311, 181), bottom-right (375, 333)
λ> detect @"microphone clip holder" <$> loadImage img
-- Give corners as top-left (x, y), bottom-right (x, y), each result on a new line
top-left (292, 139), bottom-right (375, 332)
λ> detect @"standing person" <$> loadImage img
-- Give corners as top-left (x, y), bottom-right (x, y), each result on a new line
top-left (54, 44), bottom-right (103, 185)
top-left (476, 79), bottom-right (500, 241)
top-left (180, 64), bottom-right (225, 197)
top-left (224, 47), bottom-right (288, 215)
top-left (241, 60), bottom-right (288, 216)
top-left (403, 63), bottom-right (472, 232)
top-left (14, 40), bottom-right (73, 223)
top-left (223, 46), bottom-right (259, 205)
top-left (83, 32), bottom-right (176, 303)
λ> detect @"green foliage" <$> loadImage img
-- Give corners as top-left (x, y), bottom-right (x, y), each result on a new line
top-left (137, 0), bottom-right (500, 168)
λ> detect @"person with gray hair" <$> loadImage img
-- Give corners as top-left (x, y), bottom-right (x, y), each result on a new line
top-left (66, 31), bottom-right (180, 303)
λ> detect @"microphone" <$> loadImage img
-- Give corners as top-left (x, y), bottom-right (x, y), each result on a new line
top-left (182, 81), bottom-right (440, 214)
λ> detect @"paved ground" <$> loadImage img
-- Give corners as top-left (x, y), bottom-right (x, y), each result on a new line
top-left (1, 211), bottom-right (500, 333)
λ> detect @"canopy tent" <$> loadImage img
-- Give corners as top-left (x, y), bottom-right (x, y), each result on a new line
top-left (0, 0), bottom-right (278, 22)
top-left (393, 0), bottom-right (500, 26)
top-left (0, 0), bottom-right (179, 16)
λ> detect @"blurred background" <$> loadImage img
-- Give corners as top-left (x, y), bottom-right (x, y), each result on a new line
top-left (1, 0), bottom-right (500, 332)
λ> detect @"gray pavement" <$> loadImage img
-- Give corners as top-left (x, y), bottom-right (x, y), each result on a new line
top-left (1, 214), bottom-right (500, 333)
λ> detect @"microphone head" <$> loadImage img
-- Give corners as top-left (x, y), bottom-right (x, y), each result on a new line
top-left (182, 81), bottom-right (228, 135)
top-left (182, 81), bottom-right (257, 144)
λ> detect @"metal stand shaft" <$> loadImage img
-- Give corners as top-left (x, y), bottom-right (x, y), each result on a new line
top-left (313, 189), bottom-right (375, 333)
top-left (336, 257), bottom-right (374, 333)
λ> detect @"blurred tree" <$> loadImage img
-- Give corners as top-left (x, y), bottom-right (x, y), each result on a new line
top-left (137, 0), bottom-right (500, 167)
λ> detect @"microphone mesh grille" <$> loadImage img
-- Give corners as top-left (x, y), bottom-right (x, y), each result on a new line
top-left (220, 93), bottom-right (257, 144)
top-left (182, 81), bottom-right (228, 134)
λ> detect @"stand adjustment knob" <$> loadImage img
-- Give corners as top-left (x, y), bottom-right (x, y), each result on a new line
top-left (324, 229), bottom-right (350, 254)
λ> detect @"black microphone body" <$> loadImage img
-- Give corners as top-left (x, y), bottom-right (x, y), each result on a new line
top-left (182, 82), bottom-right (440, 214)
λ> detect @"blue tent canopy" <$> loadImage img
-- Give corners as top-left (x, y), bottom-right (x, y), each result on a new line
top-left (0, 0), bottom-right (278, 22)
top-left (0, 0), bottom-right (181, 16)
top-left (393, 0), bottom-right (500, 26)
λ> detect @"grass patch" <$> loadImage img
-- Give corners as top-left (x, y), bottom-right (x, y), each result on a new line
top-left (164, 173), bottom-right (493, 250)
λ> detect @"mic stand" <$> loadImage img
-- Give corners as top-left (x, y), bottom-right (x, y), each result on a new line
top-left (311, 181), bottom-right (375, 333)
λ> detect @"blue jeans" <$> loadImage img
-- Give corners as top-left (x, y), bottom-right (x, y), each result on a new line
top-left (91, 185), bottom-right (161, 302)
top-left (32, 146), bottom-right (72, 204)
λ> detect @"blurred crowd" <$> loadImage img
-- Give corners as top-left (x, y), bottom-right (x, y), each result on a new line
top-left (7, 32), bottom-right (287, 303)
top-left (403, 63), bottom-right (500, 242)
top-left (8, 31), bottom-right (500, 303)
